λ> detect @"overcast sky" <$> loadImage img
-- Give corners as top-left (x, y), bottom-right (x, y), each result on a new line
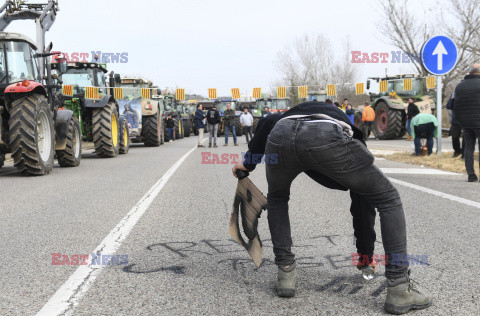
top-left (8, 0), bottom-right (440, 96)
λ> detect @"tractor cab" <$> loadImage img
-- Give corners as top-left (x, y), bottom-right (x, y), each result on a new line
top-left (272, 98), bottom-right (291, 112)
top-left (217, 100), bottom-right (238, 115)
top-left (307, 91), bottom-right (328, 102)
top-left (0, 33), bottom-right (42, 90)
top-left (53, 62), bottom-right (108, 97)
top-left (116, 77), bottom-right (151, 100)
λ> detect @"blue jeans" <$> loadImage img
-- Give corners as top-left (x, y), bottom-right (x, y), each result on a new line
top-left (414, 123), bottom-right (435, 155)
top-left (265, 119), bottom-right (408, 279)
top-left (406, 119), bottom-right (412, 136)
top-left (166, 127), bottom-right (174, 141)
top-left (224, 125), bottom-right (237, 144)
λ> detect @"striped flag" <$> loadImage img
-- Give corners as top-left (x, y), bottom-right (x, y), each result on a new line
top-left (176, 89), bottom-right (185, 101)
top-left (62, 85), bottom-right (73, 96)
top-left (113, 88), bottom-right (123, 100)
top-left (355, 83), bottom-right (365, 95)
top-left (85, 87), bottom-right (99, 99)
top-left (426, 76), bottom-right (436, 89)
top-left (231, 88), bottom-right (241, 99)
top-left (277, 87), bottom-right (287, 99)
top-left (252, 87), bottom-right (262, 99)
top-left (141, 88), bottom-right (151, 99)
top-left (379, 80), bottom-right (388, 93)
top-left (326, 84), bottom-right (336, 96)
top-left (298, 86), bottom-right (308, 98)
top-left (403, 79), bottom-right (413, 91)
top-left (208, 88), bottom-right (217, 99)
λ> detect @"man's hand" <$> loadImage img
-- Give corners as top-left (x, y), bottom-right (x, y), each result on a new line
top-left (232, 163), bottom-right (250, 178)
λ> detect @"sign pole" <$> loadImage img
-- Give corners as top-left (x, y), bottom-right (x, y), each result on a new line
top-left (436, 75), bottom-right (443, 155)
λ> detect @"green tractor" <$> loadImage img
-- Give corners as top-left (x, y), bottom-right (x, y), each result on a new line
top-left (174, 101), bottom-right (191, 137)
top-left (53, 62), bottom-right (129, 157)
top-left (162, 95), bottom-right (184, 140)
top-left (115, 77), bottom-right (164, 146)
top-left (359, 75), bottom-right (435, 140)
top-left (251, 98), bottom-right (291, 131)
top-left (185, 101), bottom-right (198, 135)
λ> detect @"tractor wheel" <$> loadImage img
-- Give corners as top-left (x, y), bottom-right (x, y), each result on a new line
top-left (183, 119), bottom-right (191, 137)
top-left (0, 154), bottom-right (5, 168)
top-left (175, 119), bottom-right (182, 140)
top-left (252, 118), bottom-right (260, 133)
top-left (160, 119), bottom-right (165, 145)
top-left (119, 118), bottom-right (131, 154)
top-left (92, 102), bottom-right (120, 158)
top-left (354, 112), bottom-right (364, 132)
top-left (57, 117), bottom-right (82, 167)
top-left (180, 120), bottom-right (185, 139)
top-left (142, 113), bottom-right (161, 147)
top-left (373, 101), bottom-right (403, 140)
top-left (8, 93), bottom-right (55, 175)
top-left (234, 117), bottom-right (243, 136)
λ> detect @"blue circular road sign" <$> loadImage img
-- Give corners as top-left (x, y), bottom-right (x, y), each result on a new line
top-left (421, 36), bottom-right (458, 75)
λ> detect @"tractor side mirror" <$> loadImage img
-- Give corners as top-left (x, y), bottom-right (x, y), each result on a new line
top-left (114, 73), bottom-right (121, 84)
top-left (58, 58), bottom-right (67, 74)
top-left (366, 80), bottom-right (371, 90)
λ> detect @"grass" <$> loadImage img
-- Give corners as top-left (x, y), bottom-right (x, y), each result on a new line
top-left (379, 152), bottom-right (479, 174)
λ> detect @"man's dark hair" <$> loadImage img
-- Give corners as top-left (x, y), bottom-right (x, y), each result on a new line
top-left (365, 101), bottom-right (370, 106)
top-left (197, 104), bottom-right (201, 109)
top-left (325, 99), bottom-right (333, 104)
top-left (334, 102), bottom-right (341, 107)
top-left (344, 98), bottom-right (348, 101)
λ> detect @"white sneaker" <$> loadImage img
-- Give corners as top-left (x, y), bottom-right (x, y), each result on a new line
top-left (169, 140), bottom-right (173, 143)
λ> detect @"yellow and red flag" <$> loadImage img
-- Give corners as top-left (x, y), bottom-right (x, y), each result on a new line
top-left (141, 88), bottom-right (151, 99)
top-left (403, 79), bottom-right (413, 91)
top-left (208, 88), bottom-right (217, 99)
top-left (298, 86), bottom-right (308, 98)
top-left (176, 89), bottom-right (185, 101)
top-left (379, 80), bottom-right (388, 93)
top-left (113, 88), bottom-right (123, 100)
top-left (62, 85), bottom-right (73, 96)
top-left (277, 86), bottom-right (287, 99)
top-left (355, 83), bottom-right (365, 95)
top-left (85, 87), bottom-right (99, 99)
top-left (426, 76), bottom-right (436, 89)
top-left (252, 87), bottom-right (262, 99)
top-left (231, 88), bottom-right (241, 99)
top-left (326, 84), bottom-right (336, 96)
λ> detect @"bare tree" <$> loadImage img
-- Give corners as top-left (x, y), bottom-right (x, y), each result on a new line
top-left (274, 34), bottom-right (358, 104)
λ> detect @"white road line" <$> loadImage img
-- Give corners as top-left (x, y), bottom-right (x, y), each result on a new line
top-left (37, 144), bottom-right (199, 316)
top-left (389, 177), bottom-right (480, 209)
top-left (380, 168), bottom-right (459, 175)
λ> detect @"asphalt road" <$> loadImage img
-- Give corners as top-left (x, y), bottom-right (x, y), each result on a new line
top-left (1, 135), bottom-right (479, 315)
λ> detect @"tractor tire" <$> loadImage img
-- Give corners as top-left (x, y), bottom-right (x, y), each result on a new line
top-left (160, 119), bottom-right (165, 145)
top-left (92, 102), bottom-right (120, 158)
top-left (0, 154), bottom-right (5, 168)
top-left (252, 118), bottom-right (260, 134)
top-left (354, 111), bottom-right (364, 131)
top-left (119, 118), bottom-right (131, 154)
top-left (234, 117), bottom-right (243, 136)
top-left (8, 93), bottom-right (55, 175)
top-left (183, 119), bottom-right (191, 137)
top-left (57, 117), bottom-right (82, 167)
top-left (373, 101), bottom-right (403, 140)
top-left (175, 119), bottom-right (182, 140)
top-left (142, 113), bottom-right (161, 147)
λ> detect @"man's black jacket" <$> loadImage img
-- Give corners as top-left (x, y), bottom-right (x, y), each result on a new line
top-left (243, 101), bottom-right (364, 172)
top-left (207, 109), bottom-right (220, 125)
top-left (454, 74), bottom-right (480, 129)
top-left (224, 109), bottom-right (235, 126)
top-left (407, 102), bottom-right (420, 119)
top-left (165, 118), bottom-right (175, 128)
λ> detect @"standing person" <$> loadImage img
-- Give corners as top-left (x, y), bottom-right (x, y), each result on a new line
top-left (223, 103), bottom-right (238, 146)
top-left (446, 93), bottom-right (464, 158)
top-left (406, 98), bottom-right (420, 141)
top-left (165, 114), bottom-right (175, 143)
top-left (262, 106), bottom-right (270, 118)
top-left (454, 64), bottom-right (480, 182)
top-left (345, 104), bottom-right (355, 124)
top-left (240, 108), bottom-right (254, 143)
top-left (334, 101), bottom-right (341, 109)
top-left (362, 102), bottom-right (375, 141)
top-left (207, 106), bottom-right (220, 148)
top-left (232, 101), bottom-right (432, 315)
top-left (341, 98), bottom-right (349, 112)
top-left (411, 113), bottom-right (438, 156)
top-left (194, 104), bottom-right (206, 148)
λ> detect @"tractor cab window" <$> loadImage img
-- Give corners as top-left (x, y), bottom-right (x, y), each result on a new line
top-left (96, 70), bottom-right (106, 94)
top-left (395, 79), bottom-right (422, 96)
top-left (62, 68), bottom-right (95, 95)
top-left (0, 45), bottom-right (6, 83)
top-left (5, 41), bottom-right (38, 83)
top-left (274, 99), bottom-right (288, 110)
top-left (117, 81), bottom-right (146, 100)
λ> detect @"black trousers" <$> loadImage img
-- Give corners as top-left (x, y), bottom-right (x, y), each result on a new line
top-left (463, 128), bottom-right (480, 176)
top-left (265, 119), bottom-right (408, 279)
top-left (450, 123), bottom-right (464, 155)
top-left (243, 126), bottom-right (253, 143)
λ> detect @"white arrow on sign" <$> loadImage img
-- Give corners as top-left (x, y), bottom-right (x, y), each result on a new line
top-left (432, 40), bottom-right (448, 70)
